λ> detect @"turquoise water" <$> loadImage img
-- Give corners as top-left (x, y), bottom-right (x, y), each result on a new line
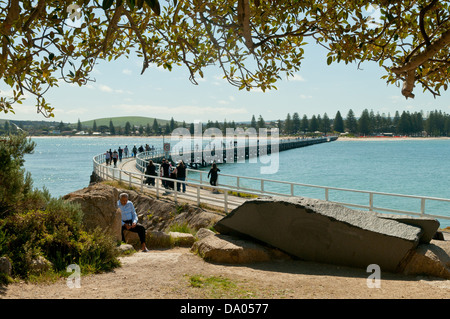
top-left (23, 137), bottom-right (450, 227)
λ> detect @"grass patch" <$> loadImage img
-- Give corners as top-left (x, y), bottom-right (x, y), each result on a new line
top-left (101, 180), bottom-right (136, 191)
top-left (227, 191), bottom-right (259, 198)
top-left (186, 274), bottom-right (256, 298)
top-left (167, 222), bottom-right (196, 235)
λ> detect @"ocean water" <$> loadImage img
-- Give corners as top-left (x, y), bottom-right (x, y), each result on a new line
top-left (23, 137), bottom-right (450, 227)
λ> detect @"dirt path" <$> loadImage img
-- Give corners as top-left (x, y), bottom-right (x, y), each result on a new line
top-left (1, 247), bottom-right (449, 299)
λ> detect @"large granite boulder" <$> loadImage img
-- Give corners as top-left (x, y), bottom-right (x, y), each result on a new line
top-left (214, 197), bottom-right (441, 273)
top-left (114, 188), bottom-right (223, 231)
top-left (191, 233), bottom-right (290, 264)
top-left (63, 183), bottom-right (223, 247)
top-left (402, 239), bottom-right (450, 279)
top-left (63, 184), bottom-right (122, 241)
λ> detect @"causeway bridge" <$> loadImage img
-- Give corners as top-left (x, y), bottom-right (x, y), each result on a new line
top-left (92, 136), bottom-right (450, 225)
top-left (140, 136), bottom-right (338, 169)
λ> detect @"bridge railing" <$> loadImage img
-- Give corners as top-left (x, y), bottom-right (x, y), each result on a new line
top-left (128, 151), bottom-right (450, 223)
top-left (93, 153), bottom-right (264, 213)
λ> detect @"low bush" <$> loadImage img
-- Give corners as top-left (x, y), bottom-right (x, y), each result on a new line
top-left (0, 196), bottom-right (120, 279)
top-left (0, 133), bottom-right (121, 284)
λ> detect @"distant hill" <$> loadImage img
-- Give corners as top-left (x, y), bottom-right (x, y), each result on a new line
top-left (80, 116), bottom-right (176, 128)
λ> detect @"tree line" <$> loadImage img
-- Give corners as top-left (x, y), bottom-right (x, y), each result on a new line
top-left (2, 109), bottom-right (450, 137)
top-left (251, 109), bottom-right (450, 137)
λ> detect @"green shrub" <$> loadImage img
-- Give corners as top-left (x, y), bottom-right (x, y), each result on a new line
top-left (0, 193), bottom-right (120, 280)
top-left (0, 133), bottom-right (121, 283)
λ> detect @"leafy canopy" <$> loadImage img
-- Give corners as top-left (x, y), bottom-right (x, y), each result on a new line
top-left (1, 0), bottom-right (450, 117)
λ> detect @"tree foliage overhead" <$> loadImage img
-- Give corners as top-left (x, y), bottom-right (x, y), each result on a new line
top-left (1, 0), bottom-right (450, 117)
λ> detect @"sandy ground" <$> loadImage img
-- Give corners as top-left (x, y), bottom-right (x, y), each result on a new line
top-left (1, 247), bottom-right (448, 300)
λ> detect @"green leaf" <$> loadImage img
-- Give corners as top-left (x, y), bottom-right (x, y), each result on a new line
top-left (102, 0), bottom-right (114, 10)
top-left (327, 56), bottom-right (333, 65)
top-left (144, 0), bottom-right (160, 15)
top-left (127, 0), bottom-right (135, 10)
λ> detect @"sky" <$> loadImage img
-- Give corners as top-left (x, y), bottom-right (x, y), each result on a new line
top-left (2, 27), bottom-right (450, 125)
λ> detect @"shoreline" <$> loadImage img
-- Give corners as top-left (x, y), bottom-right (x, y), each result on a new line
top-left (337, 136), bottom-right (450, 141)
top-left (28, 135), bottom-right (450, 141)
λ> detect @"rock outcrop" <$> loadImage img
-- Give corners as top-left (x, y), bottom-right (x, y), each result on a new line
top-left (214, 197), bottom-right (442, 273)
top-left (191, 231), bottom-right (290, 264)
top-left (62, 184), bottom-right (450, 279)
top-left (62, 184), bottom-right (122, 241)
top-left (402, 239), bottom-right (450, 279)
top-left (63, 183), bottom-right (223, 247)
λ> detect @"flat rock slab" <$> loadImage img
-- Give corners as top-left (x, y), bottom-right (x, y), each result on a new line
top-left (375, 213), bottom-right (440, 244)
top-left (214, 197), bottom-right (440, 273)
top-left (191, 233), bottom-right (290, 264)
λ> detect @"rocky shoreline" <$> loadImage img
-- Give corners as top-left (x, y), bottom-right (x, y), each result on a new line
top-left (61, 182), bottom-right (450, 280)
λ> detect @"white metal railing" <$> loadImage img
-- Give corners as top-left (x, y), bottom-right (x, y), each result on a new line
top-left (93, 153), bottom-right (251, 213)
top-left (92, 152), bottom-right (450, 223)
top-left (130, 151), bottom-right (450, 223)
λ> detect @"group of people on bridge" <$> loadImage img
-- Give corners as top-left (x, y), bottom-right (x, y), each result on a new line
top-left (143, 158), bottom-right (221, 193)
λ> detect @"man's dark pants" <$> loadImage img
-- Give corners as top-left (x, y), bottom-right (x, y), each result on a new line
top-left (122, 220), bottom-right (146, 244)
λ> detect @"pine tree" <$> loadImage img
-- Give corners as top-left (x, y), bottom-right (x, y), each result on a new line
top-left (284, 113), bottom-right (292, 134)
top-left (310, 115), bottom-right (318, 133)
top-left (300, 115), bottom-right (309, 134)
top-left (170, 117), bottom-right (175, 132)
top-left (292, 112), bottom-right (300, 134)
top-left (257, 115), bottom-right (266, 129)
top-left (345, 109), bottom-right (357, 134)
top-left (250, 115), bottom-right (257, 129)
top-left (321, 113), bottom-right (331, 134)
top-left (0, 132), bottom-right (35, 216)
top-left (358, 109), bottom-right (371, 135)
top-left (77, 119), bottom-right (82, 131)
top-left (333, 111), bottom-right (344, 133)
top-left (124, 121), bottom-right (131, 135)
top-left (152, 119), bottom-right (159, 135)
top-left (109, 120), bottom-right (115, 135)
top-left (93, 120), bottom-right (97, 132)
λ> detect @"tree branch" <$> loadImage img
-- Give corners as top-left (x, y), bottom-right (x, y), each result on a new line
top-left (392, 28), bottom-right (450, 74)
top-left (123, 10), bottom-right (150, 74)
top-left (103, 5), bottom-right (124, 54)
top-left (237, 0), bottom-right (254, 52)
top-left (419, 0), bottom-right (439, 47)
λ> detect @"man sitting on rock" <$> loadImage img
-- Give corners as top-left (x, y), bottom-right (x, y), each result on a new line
top-left (117, 193), bottom-right (149, 252)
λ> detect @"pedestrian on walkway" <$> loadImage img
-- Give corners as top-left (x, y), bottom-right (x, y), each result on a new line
top-left (208, 163), bottom-right (220, 192)
top-left (145, 160), bottom-right (157, 186)
top-left (160, 158), bottom-right (171, 189)
top-left (112, 150), bottom-right (119, 167)
top-left (105, 150), bottom-right (111, 165)
top-left (118, 147), bottom-right (123, 162)
top-left (176, 160), bottom-right (187, 193)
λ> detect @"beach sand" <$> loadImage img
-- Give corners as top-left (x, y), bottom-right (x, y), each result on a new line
top-left (337, 136), bottom-right (450, 141)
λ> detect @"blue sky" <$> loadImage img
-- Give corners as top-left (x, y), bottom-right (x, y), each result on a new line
top-left (2, 40), bottom-right (450, 125)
